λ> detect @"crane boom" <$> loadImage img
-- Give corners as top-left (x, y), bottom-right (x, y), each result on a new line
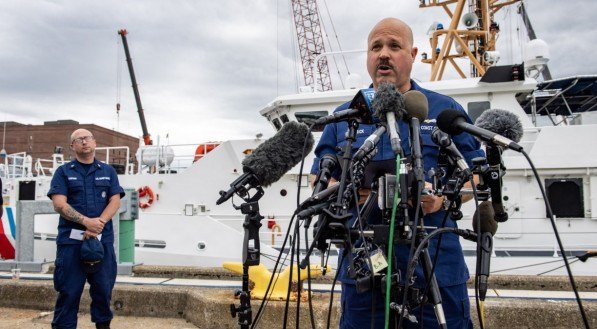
top-left (291, 0), bottom-right (332, 91)
top-left (118, 29), bottom-right (152, 145)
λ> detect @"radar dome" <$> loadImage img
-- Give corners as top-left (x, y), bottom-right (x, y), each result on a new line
top-left (524, 39), bottom-right (550, 66)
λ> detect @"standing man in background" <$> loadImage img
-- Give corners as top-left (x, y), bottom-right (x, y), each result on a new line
top-left (311, 18), bottom-right (484, 328)
top-left (48, 129), bottom-right (124, 329)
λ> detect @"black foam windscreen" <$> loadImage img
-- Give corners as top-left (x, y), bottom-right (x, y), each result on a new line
top-left (404, 90), bottom-right (429, 122)
top-left (242, 122), bottom-right (314, 187)
top-left (436, 109), bottom-right (467, 135)
top-left (472, 200), bottom-right (498, 236)
top-left (371, 82), bottom-right (405, 119)
top-left (475, 109), bottom-right (523, 143)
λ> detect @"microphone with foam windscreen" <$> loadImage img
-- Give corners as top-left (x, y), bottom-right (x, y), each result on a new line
top-left (403, 90), bottom-right (429, 122)
top-left (372, 82), bottom-right (404, 154)
top-left (436, 109), bottom-right (523, 152)
top-left (476, 109), bottom-right (524, 223)
top-left (474, 109), bottom-right (524, 145)
top-left (216, 121), bottom-right (314, 205)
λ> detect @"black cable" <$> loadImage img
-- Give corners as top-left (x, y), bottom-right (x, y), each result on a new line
top-left (304, 225), bottom-right (317, 329)
top-left (282, 233), bottom-right (296, 328)
top-left (295, 221), bottom-right (302, 329)
top-left (417, 199), bottom-right (452, 329)
top-left (348, 170), bottom-right (376, 329)
top-left (398, 179), bottom-right (424, 329)
top-left (521, 150), bottom-right (590, 329)
top-left (470, 181), bottom-right (484, 329)
top-left (327, 253), bottom-right (345, 329)
top-left (251, 214), bottom-right (296, 329)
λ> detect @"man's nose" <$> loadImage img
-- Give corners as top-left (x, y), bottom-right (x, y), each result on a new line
top-left (379, 46), bottom-right (390, 59)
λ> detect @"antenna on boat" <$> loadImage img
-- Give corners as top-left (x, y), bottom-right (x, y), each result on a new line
top-left (0, 121), bottom-right (6, 159)
top-left (419, 0), bottom-right (522, 81)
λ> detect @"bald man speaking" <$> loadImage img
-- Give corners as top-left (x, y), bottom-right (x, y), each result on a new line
top-left (310, 18), bottom-right (483, 328)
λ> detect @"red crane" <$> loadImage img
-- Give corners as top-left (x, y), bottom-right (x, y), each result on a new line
top-left (118, 29), bottom-right (153, 146)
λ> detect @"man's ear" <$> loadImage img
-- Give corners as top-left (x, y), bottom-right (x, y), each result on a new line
top-left (411, 47), bottom-right (418, 62)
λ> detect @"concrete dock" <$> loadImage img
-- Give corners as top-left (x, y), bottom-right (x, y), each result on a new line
top-left (0, 266), bottom-right (596, 328)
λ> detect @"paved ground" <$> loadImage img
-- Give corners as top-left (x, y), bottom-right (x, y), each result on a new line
top-left (0, 308), bottom-right (199, 329)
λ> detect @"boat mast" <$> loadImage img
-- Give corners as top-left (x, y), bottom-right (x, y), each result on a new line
top-left (118, 29), bottom-right (153, 146)
top-left (419, 0), bottom-right (520, 81)
top-left (518, 1), bottom-right (552, 80)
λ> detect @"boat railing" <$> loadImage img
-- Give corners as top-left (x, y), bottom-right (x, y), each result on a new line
top-left (95, 146), bottom-right (132, 175)
top-left (1, 152), bottom-right (32, 179)
top-left (135, 142), bottom-right (221, 175)
top-left (34, 154), bottom-right (66, 177)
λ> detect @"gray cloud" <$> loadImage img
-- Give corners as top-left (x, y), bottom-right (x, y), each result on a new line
top-left (0, 0), bottom-right (594, 146)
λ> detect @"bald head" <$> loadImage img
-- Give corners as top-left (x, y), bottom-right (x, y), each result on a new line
top-left (367, 17), bottom-right (418, 91)
top-left (70, 128), bottom-right (96, 162)
top-left (71, 129), bottom-right (93, 142)
top-left (368, 18), bottom-right (414, 48)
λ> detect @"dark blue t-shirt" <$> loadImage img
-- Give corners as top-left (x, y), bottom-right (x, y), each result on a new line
top-left (311, 80), bottom-right (485, 287)
top-left (47, 159), bottom-right (125, 245)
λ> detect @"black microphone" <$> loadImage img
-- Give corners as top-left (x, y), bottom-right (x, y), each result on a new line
top-left (217, 122), bottom-right (314, 205)
top-left (436, 109), bottom-right (523, 152)
top-left (314, 109), bottom-right (367, 126)
top-left (311, 154), bottom-right (338, 196)
top-left (472, 200), bottom-right (495, 301)
top-left (372, 82), bottom-right (404, 154)
top-left (313, 89), bottom-right (374, 126)
top-left (353, 125), bottom-right (386, 162)
top-left (431, 127), bottom-right (470, 173)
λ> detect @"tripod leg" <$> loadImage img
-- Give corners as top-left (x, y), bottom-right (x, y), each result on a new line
top-left (420, 248), bottom-right (448, 329)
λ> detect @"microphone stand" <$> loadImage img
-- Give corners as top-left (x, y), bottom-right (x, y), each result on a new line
top-left (406, 117), bottom-right (448, 329)
top-left (301, 119), bottom-right (359, 271)
top-left (229, 188), bottom-right (265, 329)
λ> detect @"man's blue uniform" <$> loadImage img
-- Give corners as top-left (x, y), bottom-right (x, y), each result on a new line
top-left (311, 80), bottom-right (484, 328)
top-left (47, 159), bottom-right (125, 329)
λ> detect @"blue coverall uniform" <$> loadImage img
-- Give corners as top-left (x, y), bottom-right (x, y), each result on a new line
top-left (47, 159), bottom-right (125, 329)
top-left (311, 80), bottom-right (484, 328)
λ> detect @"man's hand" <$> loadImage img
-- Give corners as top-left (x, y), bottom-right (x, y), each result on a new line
top-left (83, 217), bottom-right (105, 234)
top-left (83, 230), bottom-right (98, 239)
top-left (420, 182), bottom-right (445, 215)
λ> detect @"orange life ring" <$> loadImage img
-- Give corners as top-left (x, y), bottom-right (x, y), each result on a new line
top-left (193, 143), bottom-right (220, 162)
top-left (137, 186), bottom-right (154, 209)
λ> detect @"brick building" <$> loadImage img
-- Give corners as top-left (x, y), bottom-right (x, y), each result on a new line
top-left (0, 120), bottom-right (139, 174)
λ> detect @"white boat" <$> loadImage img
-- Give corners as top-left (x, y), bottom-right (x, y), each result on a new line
top-left (1, 0), bottom-right (596, 277)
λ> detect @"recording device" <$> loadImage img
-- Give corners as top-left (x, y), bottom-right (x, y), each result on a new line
top-left (468, 201), bottom-right (497, 301)
top-left (216, 122), bottom-right (314, 205)
top-left (372, 82), bottom-right (405, 154)
top-left (436, 108), bottom-right (523, 152)
top-left (431, 128), bottom-right (469, 173)
top-left (353, 124), bottom-right (386, 162)
top-left (313, 88), bottom-right (375, 126)
top-left (311, 154), bottom-right (338, 196)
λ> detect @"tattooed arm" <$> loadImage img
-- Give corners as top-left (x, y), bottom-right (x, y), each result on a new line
top-left (51, 194), bottom-right (104, 234)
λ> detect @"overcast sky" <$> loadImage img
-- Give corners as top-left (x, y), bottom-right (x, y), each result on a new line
top-left (1, 0), bottom-right (595, 147)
